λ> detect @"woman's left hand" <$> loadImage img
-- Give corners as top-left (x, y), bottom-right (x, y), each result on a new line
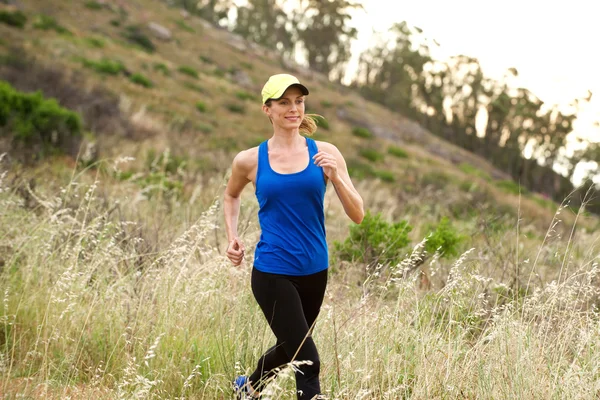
top-left (313, 151), bottom-right (339, 182)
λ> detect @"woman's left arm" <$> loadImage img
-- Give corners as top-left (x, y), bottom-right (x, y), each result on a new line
top-left (314, 142), bottom-right (364, 224)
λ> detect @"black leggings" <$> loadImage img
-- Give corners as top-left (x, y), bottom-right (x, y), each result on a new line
top-left (249, 267), bottom-right (328, 400)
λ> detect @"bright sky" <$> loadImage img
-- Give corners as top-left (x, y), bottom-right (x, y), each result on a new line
top-left (346, 0), bottom-right (600, 144)
top-left (345, 0), bottom-right (599, 183)
top-left (232, 0), bottom-right (599, 181)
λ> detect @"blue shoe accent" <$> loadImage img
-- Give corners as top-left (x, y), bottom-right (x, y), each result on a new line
top-left (233, 376), bottom-right (249, 399)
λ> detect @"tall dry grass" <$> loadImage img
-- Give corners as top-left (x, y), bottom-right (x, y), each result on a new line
top-left (0, 155), bottom-right (599, 399)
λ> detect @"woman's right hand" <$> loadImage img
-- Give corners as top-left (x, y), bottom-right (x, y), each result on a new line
top-left (226, 238), bottom-right (245, 266)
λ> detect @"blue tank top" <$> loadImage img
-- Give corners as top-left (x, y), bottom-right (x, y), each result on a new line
top-left (254, 137), bottom-right (328, 276)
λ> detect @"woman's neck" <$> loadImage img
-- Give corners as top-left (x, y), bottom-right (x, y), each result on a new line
top-left (269, 129), bottom-right (304, 150)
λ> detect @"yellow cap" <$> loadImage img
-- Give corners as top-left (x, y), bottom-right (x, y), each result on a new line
top-left (261, 74), bottom-right (309, 104)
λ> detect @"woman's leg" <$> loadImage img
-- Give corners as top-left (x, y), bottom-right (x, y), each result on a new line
top-left (248, 268), bottom-right (327, 399)
top-left (294, 269), bottom-right (328, 398)
top-left (247, 340), bottom-right (288, 391)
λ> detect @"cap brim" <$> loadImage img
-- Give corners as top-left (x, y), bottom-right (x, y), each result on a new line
top-left (267, 83), bottom-right (309, 103)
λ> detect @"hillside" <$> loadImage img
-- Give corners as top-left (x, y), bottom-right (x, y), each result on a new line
top-left (2, 1), bottom-right (600, 399)
top-left (1, 0), bottom-right (596, 236)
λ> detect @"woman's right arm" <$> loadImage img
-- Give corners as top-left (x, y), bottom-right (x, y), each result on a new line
top-left (224, 150), bottom-right (252, 266)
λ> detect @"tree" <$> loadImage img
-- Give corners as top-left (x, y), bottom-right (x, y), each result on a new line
top-left (296, 0), bottom-right (362, 81)
top-left (354, 22), bottom-right (432, 118)
top-left (234, 0), bottom-right (293, 57)
top-left (195, 0), bottom-right (232, 25)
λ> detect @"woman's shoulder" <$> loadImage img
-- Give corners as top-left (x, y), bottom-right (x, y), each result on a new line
top-left (314, 140), bottom-right (341, 155)
top-left (232, 146), bottom-right (259, 171)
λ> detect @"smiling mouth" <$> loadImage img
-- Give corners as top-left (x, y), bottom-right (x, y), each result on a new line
top-left (286, 116), bottom-right (300, 121)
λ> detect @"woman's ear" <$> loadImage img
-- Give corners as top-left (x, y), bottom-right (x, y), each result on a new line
top-left (262, 104), bottom-right (270, 116)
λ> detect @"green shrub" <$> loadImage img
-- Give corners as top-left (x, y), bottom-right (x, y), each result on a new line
top-left (423, 217), bottom-right (465, 258)
top-left (33, 14), bottom-right (71, 35)
top-left (311, 115), bottom-right (329, 130)
top-left (320, 100), bottom-right (333, 108)
top-left (182, 81), bottom-right (204, 93)
top-left (0, 80), bottom-right (82, 156)
top-left (459, 162), bottom-right (491, 181)
top-left (0, 10), bottom-right (27, 28)
top-left (375, 170), bottom-right (395, 182)
top-left (226, 103), bottom-right (245, 114)
top-left (177, 65), bottom-right (199, 79)
top-left (84, 1), bottom-right (104, 10)
top-left (352, 126), bottom-right (373, 139)
top-left (213, 68), bottom-right (225, 78)
top-left (388, 145), bottom-right (408, 159)
top-left (459, 180), bottom-right (477, 193)
top-left (195, 101), bottom-right (206, 112)
top-left (199, 55), bottom-right (214, 64)
top-left (197, 123), bottom-right (213, 134)
top-left (84, 37), bottom-right (105, 48)
top-left (145, 149), bottom-right (187, 175)
top-left (235, 91), bottom-right (255, 101)
top-left (240, 61), bottom-right (253, 70)
top-left (346, 159), bottom-right (375, 179)
top-left (130, 73), bottom-right (153, 88)
top-left (110, 19), bottom-right (121, 27)
top-left (359, 148), bottom-right (384, 163)
top-left (153, 63), bottom-right (170, 76)
top-left (530, 194), bottom-right (557, 211)
top-left (496, 179), bottom-right (528, 195)
top-left (421, 171), bottom-right (453, 189)
top-left (334, 210), bottom-right (412, 266)
top-left (136, 172), bottom-right (183, 199)
top-left (123, 25), bottom-right (155, 53)
top-left (174, 19), bottom-right (195, 33)
top-left (80, 58), bottom-right (124, 75)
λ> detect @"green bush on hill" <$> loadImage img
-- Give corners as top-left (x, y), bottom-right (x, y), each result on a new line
top-left (196, 102), bottom-right (207, 112)
top-left (388, 145), bottom-right (408, 159)
top-left (423, 217), bottom-right (465, 258)
top-left (235, 91), bottom-right (255, 101)
top-left (84, 37), bottom-right (105, 48)
top-left (0, 80), bottom-right (82, 156)
top-left (375, 169), bottom-right (395, 182)
top-left (346, 159), bottom-right (375, 179)
top-left (174, 19), bottom-right (195, 33)
top-left (199, 55), bottom-right (214, 64)
top-left (359, 148), bottom-right (384, 162)
top-left (226, 103), bottom-right (245, 114)
top-left (178, 65), bottom-right (199, 79)
top-left (352, 126), bottom-right (373, 139)
top-left (153, 63), bottom-right (170, 76)
top-left (80, 58), bottom-right (125, 75)
top-left (129, 73), bottom-right (153, 88)
top-left (84, 1), bottom-right (104, 10)
top-left (182, 81), bottom-right (205, 93)
top-left (0, 10), bottom-right (27, 28)
top-left (33, 14), bottom-right (71, 35)
top-left (123, 25), bottom-right (155, 53)
top-left (459, 162), bottom-right (491, 181)
top-left (334, 210), bottom-right (412, 267)
top-left (496, 179), bottom-right (529, 195)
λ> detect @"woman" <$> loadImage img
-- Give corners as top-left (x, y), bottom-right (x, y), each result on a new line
top-left (224, 73), bottom-right (364, 399)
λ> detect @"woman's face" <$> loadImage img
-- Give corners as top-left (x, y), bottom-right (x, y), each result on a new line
top-left (263, 86), bottom-right (305, 130)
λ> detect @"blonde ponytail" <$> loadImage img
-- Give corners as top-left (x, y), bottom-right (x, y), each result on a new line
top-left (300, 114), bottom-right (321, 136)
